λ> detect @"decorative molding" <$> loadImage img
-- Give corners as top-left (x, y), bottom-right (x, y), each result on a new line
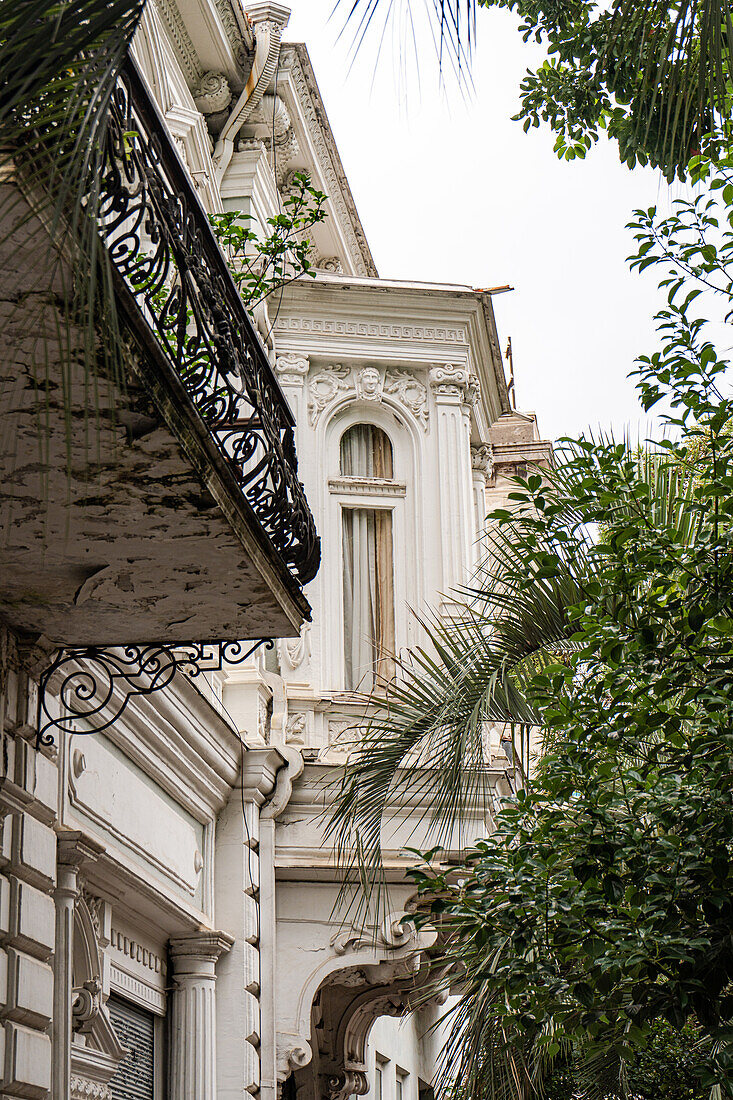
top-left (279, 317), bottom-right (467, 344)
top-left (153, 0), bottom-right (203, 83)
top-left (307, 363), bottom-right (432, 430)
top-left (354, 366), bottom-right (383, 403)
top-left (429, 364), bottom-right (471, 400)
top-left (71, 1077), bottom-right (112, 1100)
top-left (110, 964), bottom-right (167, 1015)
top-left (328, 477), bottom-right (406, 498)
top-left (331, 912), bottom-right (415, 957)
top-left (317, 719), bottom-right (361, 762)
top-left (280, 44), bottom-right (377, 277)
top-left (466, 374), bottom-right (481, 407)
top-left (471, 443), bottom-right (493, 478)
top-left (276, 1034), bottom-right (313, 1083)
top-left (314, 255), bottom-right (343, 274)
top-left (169, 930), bottom-right (234, 966)
top-left (328, 1071), bottom-right (369, 1100)
top-left (194, 71), bottom-right (232, 115)
top-left (73, 979), bottom-right (103, 1033)
top-left (307, 364), bottom-right (351, 426)
top-left (384, 369), bottom-right (428, 429)
top-left (214, 0), bottom-right (250, 64)
top-left (275, 352), bottom-right (309, 386)
top-left (258, 696), bottom-right (270, 743)
top-left (280, 623), bottom-right (311, 671)
top-left (285, 712), bottom-right (307, 744)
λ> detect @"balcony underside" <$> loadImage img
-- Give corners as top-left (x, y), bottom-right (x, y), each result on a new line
top-left (0, 183), bottom-right (310, 649)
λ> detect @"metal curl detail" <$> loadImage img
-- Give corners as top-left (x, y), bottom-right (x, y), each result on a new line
top-left (97, 58), bottom-right (320, 585)
top-left (36, 641), bottom-right (274, 748)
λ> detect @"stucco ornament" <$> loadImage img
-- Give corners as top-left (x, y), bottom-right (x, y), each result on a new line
top-left (275, 352), bottom-right (309, 386)
top-left (384, 369), bottom-right (428, 429)
top-left (328, 1070), bottom-right (370, 1100)
top-left (276, 1034), bottom-right (313, 1082)
top-left (355, 367), bottom-right (383, 403)
top-left (471, 443), bottom-right (493, 478)
top-left (285, 711), bottom-right (307, 744)
top-left (72, 978), bottom-right (103, 1032)
top-left (280, 622), bottom-right (311, 670)
top-left (318, 718), bottom-right (359, 761)
top-left (429, 363), bottom-right (471, 399)
top-left (315, 255), bottom-right (344, 274)
top-left (307, 364), bottom-right (351, 426)
top-left (193, 71), bottom-right (232, 115)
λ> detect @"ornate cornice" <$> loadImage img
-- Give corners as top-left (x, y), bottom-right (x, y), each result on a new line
top-left (215, 0), bottom-right (250, 65)
top-left (153, 0), bottom-right (203, 83)
top-left (279, 44), bottom-right (377, 278)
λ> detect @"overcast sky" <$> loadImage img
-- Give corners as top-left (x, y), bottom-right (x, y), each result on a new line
top-left (282, 0), bottom-right (692, 442)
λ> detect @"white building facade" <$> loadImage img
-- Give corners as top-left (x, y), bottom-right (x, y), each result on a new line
top-left (0, 4), bottom-right (551, 1100)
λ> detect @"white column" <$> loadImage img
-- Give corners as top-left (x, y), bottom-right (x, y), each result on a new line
top-left (274, 353), bottom-right (309, 449)
top-left (429, 365), bottom-right (476, 596)
top-left (169, 931), bottom-right (233, 1100)
top-left (53, 830), bottom-right (103, 1100)
top-left (470, 444), bottom-right (493, 567)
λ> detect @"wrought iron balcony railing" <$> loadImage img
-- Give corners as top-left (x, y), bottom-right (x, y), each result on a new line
top-left (99, 57), bottom-right (320, 585)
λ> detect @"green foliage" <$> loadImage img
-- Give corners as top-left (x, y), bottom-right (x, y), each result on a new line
top-left (331, 162), bottom-right (733, 1096)
top-left (475, 0), bottom-right (733, 179)
top-left (397, 173), bottom-right (733, 1099)
top-left (338, 0), bottom-right (733, 178)
top-left (208, 172), bottom-right (327, 307)
top-left (1, 0), bottom-right (145, 467)
top-left (539, 1019), bottom-right (708, 1098)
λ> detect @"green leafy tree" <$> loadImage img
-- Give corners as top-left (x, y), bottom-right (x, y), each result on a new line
top-left (340, 0), bottom-right (733, 178)
top-left (330, 158), bottom-right (733, 1096)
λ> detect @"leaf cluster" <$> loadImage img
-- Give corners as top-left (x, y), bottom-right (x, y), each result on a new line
top-left (475, 0), bottom-right (733, 178)
top-left (403, 180), bottom-right (733, 1097)
top-left (208, 172), bottom-right (327, 307)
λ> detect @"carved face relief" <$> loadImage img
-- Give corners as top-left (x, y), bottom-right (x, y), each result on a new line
top-left (355, 367), bottom-right (383, 402)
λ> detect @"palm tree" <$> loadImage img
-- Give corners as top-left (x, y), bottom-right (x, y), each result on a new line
top-left (327, 443), bottom-right (701, 910)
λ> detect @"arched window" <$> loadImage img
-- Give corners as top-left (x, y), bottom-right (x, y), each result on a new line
top-left (340, 424), bottom-right (393, 479)
top-left (340, 424), bottom-right (395, 691)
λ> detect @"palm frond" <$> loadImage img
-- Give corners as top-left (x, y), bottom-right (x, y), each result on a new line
top-left (1, 0), bottom-right (146, 478)
top-left (600, 0), bottom-right (733, 168)
top-left (326, 438), bottom-right (701, 924)
top-left (334, 0), bottom-right (476, 81)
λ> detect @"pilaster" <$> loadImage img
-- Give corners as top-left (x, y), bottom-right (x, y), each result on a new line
top-left (169, 931), bottom-right (233, 1100)
top-left (274, 354), bottom-right (309, 451)
top-left (470, 444), bottom-right (493, 564)
top-left (52, 831), bottom-right (104, 1100)
top-left (428, 365), bottom-right (476, 593)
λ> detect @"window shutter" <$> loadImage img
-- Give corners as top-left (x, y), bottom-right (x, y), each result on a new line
top-left (108, 995), bottom-right (156, 1100)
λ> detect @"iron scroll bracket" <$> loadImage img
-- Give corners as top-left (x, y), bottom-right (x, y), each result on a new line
top-left (36, 640), bottom-right (274, 749)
